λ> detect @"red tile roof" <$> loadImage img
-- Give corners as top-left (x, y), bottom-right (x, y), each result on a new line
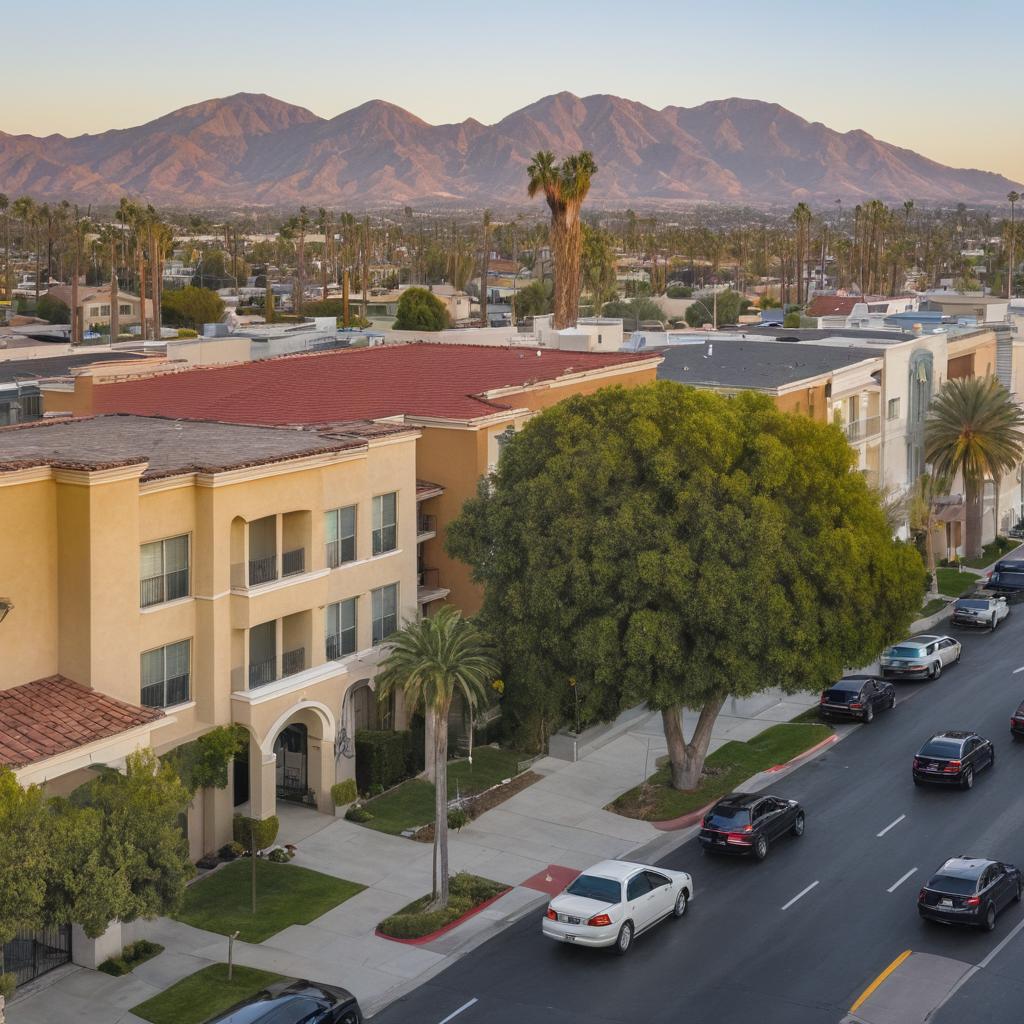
top-left (0, 676), bottom-right (164, 770)
top-left (806, 296), bottom-right (863, 318)
top-left (90, 343), bottom-right (655, 426)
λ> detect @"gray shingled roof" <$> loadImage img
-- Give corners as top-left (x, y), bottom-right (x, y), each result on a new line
top-left (654, 339), bottom-right (877, 390)
top-left (0, 414), bottom-right (403, 480)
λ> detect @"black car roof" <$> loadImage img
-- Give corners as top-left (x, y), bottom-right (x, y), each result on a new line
top-left (830, 676), bottom-right (870, 690)
top-left (995, 560), bottom-right (1024, 569)
top-left (930, 858), bottom-right (992, 880)
top-left (713, 792), bottom-right (761, 809)
top-left (932, 730), bottom-right (974, 740)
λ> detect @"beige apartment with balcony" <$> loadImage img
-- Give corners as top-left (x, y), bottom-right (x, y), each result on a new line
top-left (0, 414), bottom-right (420, 858)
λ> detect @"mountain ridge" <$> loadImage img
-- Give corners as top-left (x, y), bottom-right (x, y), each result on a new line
top-left (0, 92), bottom-right (1018, 207)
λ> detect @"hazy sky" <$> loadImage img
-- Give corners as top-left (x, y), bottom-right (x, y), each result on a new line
top-left (6, 0), bottom-right (1022, 182)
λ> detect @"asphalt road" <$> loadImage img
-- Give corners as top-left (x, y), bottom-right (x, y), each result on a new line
top-left (373, 615), bottom-right (1024, 1024)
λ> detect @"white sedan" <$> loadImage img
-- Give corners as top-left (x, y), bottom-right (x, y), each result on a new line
top-left (542, 859), bottom-right (693, 955)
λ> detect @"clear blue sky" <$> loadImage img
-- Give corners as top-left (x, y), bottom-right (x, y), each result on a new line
top-left (7, 0), bottom-right (1022, 181)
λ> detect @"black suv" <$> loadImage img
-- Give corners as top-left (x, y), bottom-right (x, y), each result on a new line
top-left (207, 980), bottom-right (362, 1024)
top-left (987, 559), bottom-right (1024, 600)
top-left (819, 675), bottom-right (895, 723)
top-left (918, 857), bottom-right (1021, 930)
top-left (1012, 700), bottom-right (1024, 740)
top-left (913, 731), bottom-right (994, 789)
top-left (698, 792), bottom-right (805, 861)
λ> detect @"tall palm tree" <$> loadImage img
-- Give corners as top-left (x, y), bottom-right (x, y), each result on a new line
top-left (790, 202), bottom-right (812, 304)
top-left (374, 607), bottom-right (498, 908)
top-left (479, 209), bottom-right (492, 327)
top-left (0, 193), bottom-right (9, 303)
top-left (527, 150), bottom-right (598, 329)
top-left (1008, 191), bottom-right (1020, 300)
top-left (925, 376), bottom-right (1024, 559)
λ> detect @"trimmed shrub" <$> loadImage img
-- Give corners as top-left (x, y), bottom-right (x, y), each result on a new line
top-left (354, 730), bottom-right (415, 794)
top-left (344, 805), bottom-right (374, 823)
top-left (97, 940), bottom-right (164, 976)
top-left (267, 847), bottom-right (290, 864)
top-left (376, 874), bottom-right (507, 939)
top-left (0, 972), bottom-right (15, 1000)
top-left (783, 312), bottom-right (801, 328)
top-left (176, 328), bottom-right (198, 338)
top-left (331, 779), bottom-right (358, 806)
top-left (233, 814), bottom-right (280, 853)
top-left (98, 957), bottom-right (130, 976)
top-left (447, 808), bottom-right (469, 832)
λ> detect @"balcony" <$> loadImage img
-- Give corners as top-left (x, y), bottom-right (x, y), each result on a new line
top-left (417, 567), bottom-right (450, 606)
top-left (248, 554), bottom-right (278, 586)
top-left (417, 514), bottom-right (437, 542)
top-left (844, 416), bottom-right (881, 444)
top-left (139, 568), bottom-right (189, 608)
top-left (282, 548), bottom-right (305, 577)
top-left (326, 632), bottom-right (356, 661)
top-left (238, 646), bottom-right (307, 690)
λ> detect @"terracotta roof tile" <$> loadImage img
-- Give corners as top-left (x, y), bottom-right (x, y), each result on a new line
top-left (0, 676), bottom-right (164, 769)
top-left (89, 343), bottom-right (655, 426)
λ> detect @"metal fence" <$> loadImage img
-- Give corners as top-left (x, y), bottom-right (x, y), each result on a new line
top-left (2, 925), bottom-right (72, 986)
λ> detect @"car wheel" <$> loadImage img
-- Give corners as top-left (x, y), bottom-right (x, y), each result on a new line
top-left (791, 811), bottom-right (805, 837)
top-left (933, 662), bottom-right (942, 680)
top-left (984, 903), bottom-right (996, 932)
top-left (962, 768), bottom-right (974, 790)
top-left (754, 835), bottom-right (768, 861)
top-left (673, 890), bottom-right (688, 919)
top-left (913, 776), bottom-right (923, 786)
top-left (887, 693), bottom-right (896, 710)
top-left (614, 921), bottom-right (634, 955)
top-left (990, 747), bottom-right (996, 768)
top-left (992, 616), bottom-right (998, 631)
top-left (955, 648), bottom-right (962, 664)
top-left (1016, 881), bottom-right (1022, 904)
top-left (864, 705), bottom-right (874, 723)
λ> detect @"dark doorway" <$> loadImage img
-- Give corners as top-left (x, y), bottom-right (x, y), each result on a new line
top-left (233, 740), bottom-right (250, 807)
top-left (275, 724), bottom-right (310, 802)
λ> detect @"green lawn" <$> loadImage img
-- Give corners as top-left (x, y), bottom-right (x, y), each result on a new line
top-left (174, 859), bottom-right (364, 943)
top-left (610, 722), bottom-right (832, 822)
top-left (920, 597), bottom-right (949, 618)
top-left (959, 537), bottom-right (1020, 570)
top-left (935, 566), bottom-right (978, 598)
top-left (358, 746), bottom-right (524, 836)
top-left (132, 964), bottom-right (283, 1024)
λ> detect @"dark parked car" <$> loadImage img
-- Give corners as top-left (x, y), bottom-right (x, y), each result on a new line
top-left (986, 559), bottom-right (1024, 600)
top-left (918, 857), bottom-right (1021, 930)
top-left (698, 792), bottom-right (804, 861)
top-left (1011, 700), bottom-right (1024, 740)
top-left (819, 675), bottom-right (895, 722)
top-left (913, 731), bottom-right (994, 789)
top-left (206, 979), bottom-right (362, 1024)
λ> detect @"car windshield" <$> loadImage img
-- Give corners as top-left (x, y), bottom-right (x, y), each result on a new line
top-left (886, 646), bottom-right (923, 658)
top-left (956, 600), bottom-right (989, 610)
top-left (919, 739), bottom-right (963, 758)
top-left (705, 807), bottom-right (751, 829)
top-left (565, 874), bottom-right (621, 903)
top-left (927, 874), bottom-right (979, 896)
top-left (994, 564), bottom-right (1024, 584)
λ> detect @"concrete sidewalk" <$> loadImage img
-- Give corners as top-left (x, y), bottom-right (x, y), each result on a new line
top-left (9, 688), bottom-right (818, 1024)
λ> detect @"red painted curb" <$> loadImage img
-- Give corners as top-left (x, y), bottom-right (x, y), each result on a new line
top-left (649, 731), bottom-right (838, 831)
top-left (375, 888), bottom-right (511, 945)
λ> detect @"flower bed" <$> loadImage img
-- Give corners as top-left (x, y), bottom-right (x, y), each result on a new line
top-left (376, 873), bottom-right (509, 943)
top-left (98, 939), bottom-right (165, 976)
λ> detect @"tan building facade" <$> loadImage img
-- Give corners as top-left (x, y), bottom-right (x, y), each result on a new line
top-left (0, 415), bottom-right (421, 858)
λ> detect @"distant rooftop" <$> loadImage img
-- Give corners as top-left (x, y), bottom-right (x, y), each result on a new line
top-left (0, 414), bottom-right (411, 480)
top-left (0, 350), bottom-right (159, 384)
top-left (654, 338), bottom-right (876, 390)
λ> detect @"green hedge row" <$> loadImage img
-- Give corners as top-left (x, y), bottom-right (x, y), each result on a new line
top-left (355, 730), bottom-right (416, 794)
top-left (377, 874), bottom-right (507, 939)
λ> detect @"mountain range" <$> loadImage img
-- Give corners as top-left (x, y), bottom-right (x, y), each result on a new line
top-left (1, 92), bottom-right (1019, 208)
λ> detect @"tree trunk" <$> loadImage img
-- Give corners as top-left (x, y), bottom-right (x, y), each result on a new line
top-left (926, 512), bottom-right (939, 598)
top-left (150, 224), bottom-right (161, 338)
top-left (71, 227), bottom-right (80, 345)
top-left (361, 219), bottom-right (370, 322)
top-left (965, 473), bottom-right (984, 560)
top-left (421, 708), bottom-right (436, 783)
top-left (430, 702), bottom-right (450, 910)
top-left (992, 476), bottom-right (1001, 543)
top-left (661, 697), bottom-right (726, 791)
top-left (109, 240), bottom-right (120, 341)
top-left (342, 268), bottom-right (350, 327)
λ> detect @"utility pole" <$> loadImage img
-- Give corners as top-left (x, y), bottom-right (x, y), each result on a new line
top-left (1009, 192), bottom-right (1020, 300)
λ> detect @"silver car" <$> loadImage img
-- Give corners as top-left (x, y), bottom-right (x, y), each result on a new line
top-left (879, 634), bottom-right (962, 680)
top-left (952, 595), bottom-right (1010, 630)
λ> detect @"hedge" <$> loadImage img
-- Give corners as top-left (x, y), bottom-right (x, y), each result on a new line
top-left (331, 779), bottom-right (358, 806)
top-left (233, 814), bottom-right (280, 853)
top-left (355, 730), bottom-right (415, 794)
top-left (377, 874), bottom-right (507, 939)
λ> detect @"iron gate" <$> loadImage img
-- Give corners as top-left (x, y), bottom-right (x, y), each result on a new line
top-left (1, 924), bottom-right (72, 986)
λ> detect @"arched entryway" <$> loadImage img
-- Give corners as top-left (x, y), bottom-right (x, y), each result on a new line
top-left (258, 702), bottom-right (336, 816)
top-left (275, 723), bottom-right (309, 802)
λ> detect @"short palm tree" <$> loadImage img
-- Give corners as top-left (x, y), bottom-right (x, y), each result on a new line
top-left (527, 150), bottom-right (598, 329)
top-left (925, 376), bottom-right (1024, 559)
top-left (375, 607), bottom-right (499, 908)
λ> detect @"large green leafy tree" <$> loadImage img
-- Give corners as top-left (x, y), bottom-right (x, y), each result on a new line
top-left (448, 383), bottom-right (923, 789)
top-left (0, 770), bottom-right (50, 944)
top-left (161, 286), bottom-right (225, 331)
top-left (393, 287), bottom-right (450, 331)
top-left (374, 607), bottom-right (498, 908)
top-left (925, 376), bottom-right (1024, 559)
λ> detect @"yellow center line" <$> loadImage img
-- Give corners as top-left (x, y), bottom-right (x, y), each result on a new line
top-left (849, 949), bottom-right (913, 1014)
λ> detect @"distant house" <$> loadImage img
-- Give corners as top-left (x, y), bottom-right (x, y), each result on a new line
top-left (920, 293), bottom-right (1009, 324)
top-left (44, 285), bottom-right (153, 330)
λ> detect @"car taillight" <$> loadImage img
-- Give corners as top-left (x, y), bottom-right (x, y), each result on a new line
top-left (849, 702), bottom-right (863, 709)
top-left (918, 888), bottom-right (926, 901)
top-left (545, 908), bottom-right (557, 920)
top-left (587, 913), bottom-right (612, 927)
top-left (913, 758), bottom-right (921, 768)
top-left (819, 694), bottom-right (826, 704)
top-left (726, 831), bottom-right (753, 845)
top-left (965, 896), bottom-right (981, 906)
top-left (943, 760), bottom-right (961, 774)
